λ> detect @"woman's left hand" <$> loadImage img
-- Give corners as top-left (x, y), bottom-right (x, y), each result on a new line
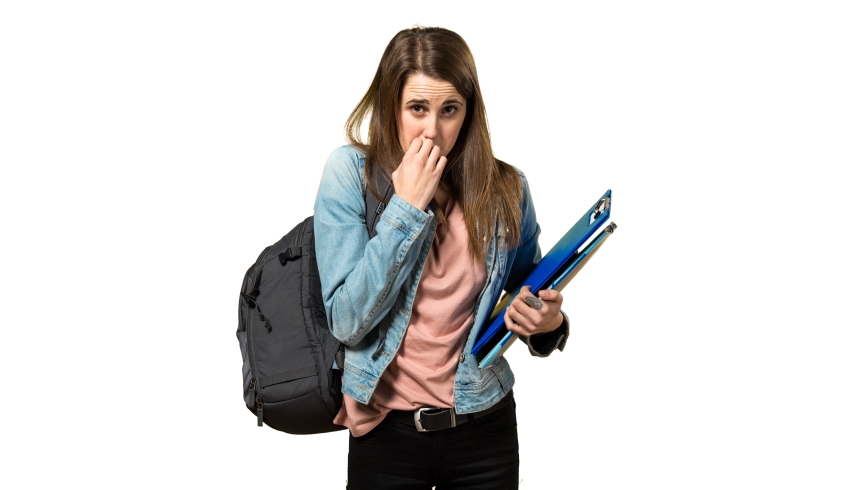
top-left (504, 286), bottom-right (564, 336)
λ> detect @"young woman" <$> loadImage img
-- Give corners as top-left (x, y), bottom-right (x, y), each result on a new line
top-left (314, 26), bottom-right (569, 489)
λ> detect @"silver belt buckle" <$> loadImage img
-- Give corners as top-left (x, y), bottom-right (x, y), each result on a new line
top-left (414, 407), bottom-right (456, 432)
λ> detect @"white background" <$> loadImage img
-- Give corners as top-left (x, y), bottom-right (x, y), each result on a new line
top-left (2, 1), bottom-right (848, 488)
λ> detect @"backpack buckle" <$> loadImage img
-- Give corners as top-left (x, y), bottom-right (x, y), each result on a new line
top-left (279, 247), bottom-right (302, 266)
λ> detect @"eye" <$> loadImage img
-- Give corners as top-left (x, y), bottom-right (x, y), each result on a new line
top-left (411, 105), bottom-right (425, 113)
top-left (443, 106), bottom-right (458, 115)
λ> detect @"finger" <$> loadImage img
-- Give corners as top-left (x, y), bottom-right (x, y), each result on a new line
top-left (517, 286), bottom-right (545, 312)
top-left (504, 307), bottom-right (524, 336)
top-left (436, 155), bottom-right (447, 171)
top-left (405, 137), bottom-right (423, 158)
top-left (433, 155), bottom-right (447, 178)
top-left (427, 140), bottom-right (441, 159)
top-left (505, 305), bottom-right (534, 336)
top-left (512, 295), bottom-right (545, 326)
top-left (538, 289), bottom-right (564, 306)
top-left (523, 294), bottom-right (544, 311)
top-left (417, 137), bottom-right (434, 159)
top-left (425, 144), bottom-right (442, 171)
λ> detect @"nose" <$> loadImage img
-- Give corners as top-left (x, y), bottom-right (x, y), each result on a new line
top-left (421, 115), bottom-right (438, 141)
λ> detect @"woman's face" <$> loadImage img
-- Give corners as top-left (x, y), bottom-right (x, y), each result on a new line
top-left (397, 73), bottom-right (467, 157)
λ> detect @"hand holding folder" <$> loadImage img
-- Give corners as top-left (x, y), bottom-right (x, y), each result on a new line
top-left (503, 286), bottom-right (564, 338)
top-left (473, 190), bottom-right (616, 368)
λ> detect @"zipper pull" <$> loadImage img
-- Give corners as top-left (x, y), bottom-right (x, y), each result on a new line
top-left (259, 313), bottom-right (272, 331)
top-left (256, 399), bottom-right (264, 427)
top-left (247, 379), bottom-right (256, 409)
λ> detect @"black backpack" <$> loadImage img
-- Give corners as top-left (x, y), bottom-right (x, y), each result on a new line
top-left (236, 172), bottom-right (394, 434)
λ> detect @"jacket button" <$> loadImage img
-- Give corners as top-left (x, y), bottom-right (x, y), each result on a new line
top-left (459, 353), bottom-right (465, 363)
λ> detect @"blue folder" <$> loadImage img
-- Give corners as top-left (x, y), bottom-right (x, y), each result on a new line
top-left (472, 189), bottom-right (614, 367)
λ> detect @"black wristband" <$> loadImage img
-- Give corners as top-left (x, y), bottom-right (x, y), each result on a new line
top-left (528, 312), bottom-right (569, 356)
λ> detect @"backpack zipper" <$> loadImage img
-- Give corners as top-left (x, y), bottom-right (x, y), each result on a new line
top-left (247, 378), bottom-right (256, 409)
top-left (248, 222), bottom-right (308, 427)
top-left (246, 262), bottom-right (264, 427)
top-left (256, 398), bottom-right (264, 427)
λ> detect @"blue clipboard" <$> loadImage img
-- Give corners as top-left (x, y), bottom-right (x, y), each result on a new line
top-left (472, 189), bottom-right (614, 367)
top-left (476, 221), bottom-right (616, 368)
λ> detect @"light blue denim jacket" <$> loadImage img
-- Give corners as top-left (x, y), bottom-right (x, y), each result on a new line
top-left (313, 146), bottom-right (565, 414)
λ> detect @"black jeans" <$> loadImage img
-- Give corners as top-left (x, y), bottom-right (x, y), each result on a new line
top-left (346, 395), bottom-right (519, 489)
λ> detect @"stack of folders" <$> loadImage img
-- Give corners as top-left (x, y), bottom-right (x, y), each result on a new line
top-left (473, 190), bottom-right (616, 368)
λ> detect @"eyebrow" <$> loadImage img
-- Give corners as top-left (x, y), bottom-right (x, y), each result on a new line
top-left (406, 98), bottom-right (465, 106)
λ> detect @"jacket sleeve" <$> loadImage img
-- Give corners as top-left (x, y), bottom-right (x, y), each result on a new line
top-left (313, 147), bottom-right (432, 346)
top-left (504, 170), bottom-right (568, 357)
top-left (525, 311), bottom-right (569, 357)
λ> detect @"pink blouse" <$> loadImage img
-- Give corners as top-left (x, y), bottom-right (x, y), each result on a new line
top-left (334, 197), bottom-right (488, 437)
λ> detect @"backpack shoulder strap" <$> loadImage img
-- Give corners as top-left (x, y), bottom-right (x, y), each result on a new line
top-left (342, 170), bottom-right (395, 366)
top-left (364, 171), bottom-right (395, 239)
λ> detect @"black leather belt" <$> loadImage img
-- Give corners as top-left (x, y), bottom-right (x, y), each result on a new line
top-left (387, 391), bottom-right (513, 432)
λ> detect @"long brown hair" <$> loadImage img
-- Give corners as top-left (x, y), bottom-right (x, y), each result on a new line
top-left (345, 26), bottom-right (523, 260)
